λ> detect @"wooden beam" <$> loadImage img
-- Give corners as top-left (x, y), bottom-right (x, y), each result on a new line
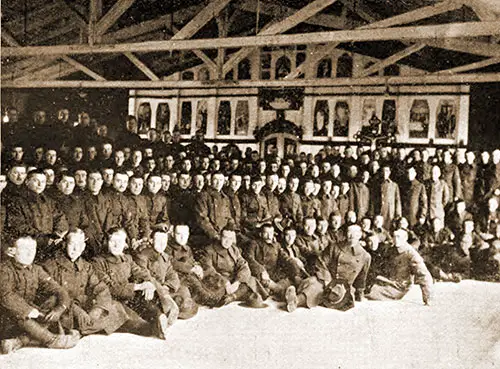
top-left (3, 73), bottom-right (500, 88)
top-left (223, 0), bottom-right (340, 74)
top-left (123, 52), bottom-right (159, 80)
top-left (4, 22), bottom-right (499, 58)
top-left (60, 56), bottom-right (106, 80)
top-left (433, 57), bottom-right (500, 74)
top-left (95, 0), bottom-right (135, 36)
top-left (424, 38), bottom-right (500, 58)
top-left (357, 43), bottom-right (426, 77)
top-left (171, 0), bottom-right (233, 40)
top-left (236, 0), bottom-right (363, 29)
top-left (171, 26), bottom-right (217, 73)
top-left (57, 0), bottom-right (88, 29)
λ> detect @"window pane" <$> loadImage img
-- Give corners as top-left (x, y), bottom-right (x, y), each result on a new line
top-left (314, 100), bottom-right (329, 136)
top-left (156, 103), bottom-right (170, 133)
top-left (180, 101), bottom-right (192, 135)
top-left (275, 56), bottom-right (291, 79)
top-left (317, 59), bottom-right (332, 78)
top-left (235, 101), bottom-right (249, 135)
top-left (436, 100), bottom-right (457, 139)
top-left (333, 101), bottom-right (349, 137)
top-left (137, 102), bottom-right (151, 134)
top-left (409, 99), bottom-right (430, 138)
top-left (384, 64), bottom-right (400, 76)
top-left (181, 71), bottom-right (194, 80)
top-left (238, 59), bottom-right (251, 80)
top-left (217, 101), bottom-right (231, 135)
top-left (336, 53), bottom-right (353, 77)
top-left (196, 100), bottom-right (208, 135)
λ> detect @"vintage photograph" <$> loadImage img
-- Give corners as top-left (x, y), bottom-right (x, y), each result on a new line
top-left (1, 0), bottom-right (499, 368)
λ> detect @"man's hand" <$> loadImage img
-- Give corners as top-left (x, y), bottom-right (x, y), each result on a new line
top-left (191, 265), bottom-right (204, 279)
top-left (44, 305), bottom-right (66, 322)
top-left (142, 281), bottom-right (156, 301)
top-left (226, 281), bottom-right (240, 295)
top-left (27, 309), bottom-right (43, 320)
top-left (261, 270), bottom-right (270, 282)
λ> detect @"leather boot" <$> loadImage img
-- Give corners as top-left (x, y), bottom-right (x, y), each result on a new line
top-left (18, 319), bottom-right (58, 346)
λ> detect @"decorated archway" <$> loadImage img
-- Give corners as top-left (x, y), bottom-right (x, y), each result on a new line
top-left (254, 116), bottom-right (303, 158)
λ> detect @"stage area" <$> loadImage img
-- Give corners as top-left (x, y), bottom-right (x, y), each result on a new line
top-left (1, 280), bottom-right (499, 369)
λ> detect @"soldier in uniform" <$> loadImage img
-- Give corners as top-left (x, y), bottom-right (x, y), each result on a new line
top-left (0, 236), bottom-right (79, 354)
top-left (279, 175), bottom-right (303, 226)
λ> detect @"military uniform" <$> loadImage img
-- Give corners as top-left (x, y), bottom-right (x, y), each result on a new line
top-left (349, 181), bottom-right (370, 220)
top-left (194, 188), bottom-right (233, 242)
top-left (262, 188), bottom-right (281, 219)
top-left (401, 179), bottom-right (428, 228)
top-left (426, 179), bottom-right (450, 222)
top-left (51, 192), bottom-right (90, 232)
top-left (371, 179), bottom-right (402, 230)
top-left (81, 191), bottom-right (112, 257)
top-left (126, 193), bottom-right (151, 242)
top-left (279, 190), bottom-right (303, 225)
top-left (240, 191), bottom-right (270, 233)
top-left (43, 252), bottom-right (128, 335)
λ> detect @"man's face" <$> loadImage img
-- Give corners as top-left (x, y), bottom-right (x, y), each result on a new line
top-left (102, 144), bottom-right (113, 159)
top-left (27, 173), bottom-right (46, 194)
top-left (304, 182), bottom-right (315, 197)
top-left (266, 175), bottom-right (279, 191)
top-left (14, 238), bottom-right (37, 266)
top-left (132, 151), bottom-right (142, 165)
top-left (330, 216), bottom-right (342, 231)
top-left (108, 231), bottom-right (127, 256)
top-left (73, 147), bottom-right (84, 162)
top-left (201, 157), bottom-right (210, 170)
top-left (161, 175), bottom-right (171, 192)
top-left (148, 176), bottom-right (162, 194)
top-left (8, 166), bottom-right (27, 185)
top-left (45, 150), bottom-right (57, 166)
top-left (58, 176), bottom-right (76, 196)
top-left (193, 175), bottom-right (204, 191)
top-left (332, 164), bottom-right (340, 177)
top-left (34, 147), bottom-right (44, 162)
top-left (153, 232), bottom-right (168, 254)
top-left (66, 232), bottom-right (86, 262)
top-left (341, 183), bottom-right (349, 195)
top-left (178, 174), bottom-right (191, 190)
top-left (123, 148), bottom-right (132, 161)
top-left (74, 170), bottom-right (87, 189)
top-left (88, 147), bottom-right (98, 160)
top-left (481, 152), bottom-right (490, 164)
top-left (407, 168), bottom-right (417, 181)
top-left (251, 179), bottom-right (264, 194)
top-left (212, 174), bottom-right (225, 192)
top-left (113, 173), bottom-right (129, 193)
top-left (432, 218), bottom-right (443, 232)
top-left (58, 109), bottom-right (69, 123)
top-left (0, 175), bottom-right (7, 193)
top-left (374, 216), bottom-right (384, 229)
top-left (103, 169), bottom-right (114, 185)
top-left (444, 151), bottom-right (452, 164)
top-left (230, 175), bottom-right (242, 193)
top-left (146, 159), bottom-right (156, 172)
top-left (144, 148), bottom-right (153, 158)
top-left (79, 113), bottom-right (90, 126)
top-left (382, 167), bottom-right (391, 180)
top-left (33, 111), bottom-right (46, 125)
top-left (362, 218), bottom-right (371, 231)
top-left (289, 178), bottom-right (299, 193)
top-left (488, 198), bottom-right (499, 213)
top-left (221, 230), bottom-right (236, 249)
top-left (88, 173), bottom-right (103, 194)
top-left (284, 230), bottom-right (297, 246)
top-left (317, 220), bottom-right (328, 235)
top-left (166, 156), bottom-right (175, 169)
top-left (466, 152), bottom-right (475, 165)
top-left (43, 169), bottom-right (54, 186)
top-left (174, 226), bottom-right (190, 246)
top-left (304, 219), bottom-right (317, 236)
top-left (281, 165), bottom-right (290, 178)
top-left (129, 178), bottom-right (144, 195)
top-left (11, 147), bottom-right (24, 162)
top-left (321, 180), bottom-right (332, 195)
top-left (393, 231), bottom-right (407, 248)
top-left (347, 226), bottom-right (362, 243)
top-left (261, 226), bottom-right (274, 244)
top-left (126, 118), bottom-right (138, 133)
top-left (322, 162), bottom-right (331, 174)
top-left (182, 160), bottom-right (192, 173)
top-left (432, 166), bottom-right (441, 181)
top-left (277, 178), bottom-right (287, 194)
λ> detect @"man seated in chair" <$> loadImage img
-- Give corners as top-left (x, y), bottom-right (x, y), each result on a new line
top-left (0, 236), bottom-right (80, 354)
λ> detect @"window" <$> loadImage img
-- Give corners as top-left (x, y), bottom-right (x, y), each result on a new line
top-left (333, 101), bottom-right (349, 137)
top-left (156, 103), bottom-right (170, 132)
top-left (198, 67), bottom-right (210, 81)
top-left (261, 52), bottom-right (272, 80)
top-left (317, 58), bottom-right (332, 78)
top-left (409, 99), bottom-right (430, 138)
top-left (436, 100), bottom-right (457, 139)
top-left (235, 101), bottom-right (249, 135)
top-left (384, 64), bottom-right (400, 76)
top-left (336, 53), bottom-right (353, 77)
top-left (296, 52), bottom-right (306, 67)
top-left (137, 102), bottom-right (151, 134)
top-left (181, 71), bottom-right (194, 80)
top-left (196, 100), bottom-right (208, 135)
top-left (217, 101), bottom-right (231, 135)
top-left (180, 101), bottom-right (192, 135)
top-left (238, 58), bottom-right (251, 80)
top-left (314, 100), bottom-right (329, 136)
top-left (275, 56), bottom-right (291, 79)
top-left (225, 70), bottom-right (234, 80)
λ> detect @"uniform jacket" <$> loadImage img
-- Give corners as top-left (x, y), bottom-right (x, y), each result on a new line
top-left (165, 240), bottom-right (197, 276)
top-left (244, 239), bottom-right (297, 282)
top-left (168, 187), bottom-right (191, 226)
top-left (194, 187), bottom-right (233, 239)
top-left (458, 162), bottom-right (477, 205)
top-left (50, 192), bottom-right (90, 232)
top-left (441, 163), bottom-right (463, 201)
top-left (318, 192), bottom-right (339, 220)
top-left (102, 191), bottom-right (133, 232)
top-left (134, 247), bottom-right (180, 293)
top-left (426, 179), bottom-right (450, 222)
top-left (145, 191), bottom-right (170, 231)
top-left (81, 191), bottom-right (112, 256)
top-left (126, 193), bottom-right (150, 240)
top-left (262, 188), bottom-right (281, 219)
top-left (224, 188), bottom-right (242, 231)
top-left (0, 258), bottom-right (70, 319)
top-left (279, 190), bottom-right (303, 224)
top-left (6, 190), bottom-right (69, 239)
top-left (401, 179), bottom-right (428, 227)
top-left (371, 179), bottom-right (402, 229)
top-left (301, 195), bottom-right (321, 219)
top-left (349, 181), bottom-right (370, 220)
top-left (92, 253), bottom-right (153, 301)
top-left (240, 191), bottom-right (270, 230)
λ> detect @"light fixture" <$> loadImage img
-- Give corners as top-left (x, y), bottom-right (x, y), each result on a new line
top-left (2, 110), bottom-right (9, 123)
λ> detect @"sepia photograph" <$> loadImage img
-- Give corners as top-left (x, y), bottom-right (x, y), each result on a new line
top-left (0, 0), bottom-right (499, 368)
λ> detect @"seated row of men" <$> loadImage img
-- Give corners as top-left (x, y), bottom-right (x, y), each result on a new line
top-left (1, 214), bottom-right (438, 355)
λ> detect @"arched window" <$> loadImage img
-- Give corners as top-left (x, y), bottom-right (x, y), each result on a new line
top-left (225, 70), bottom-right (234, 80)
top-left (238, 58), bottom-right (251, 80)
top-left (198, 67), bottom-right (210, 81)
top-left (217, 101), bottom-right (231, 135)
top-left (196, 100), bottom-right (208, 135)
top-left (316, 58), bottom-right (332, 78)
top-left (336, 53), bottom-right (353, 78)
top-left (384, 64), bottom-right (400, 76)
top-left (181, 71), bottom-right (194, 80)
top-left (156, 103), bottom-right (170, 132)
top-left (180, 101), bottom-right (192, 135)
top-left (235, 101), bottom-right (249, 135)
top-left (275, 56), bottom-right (291, 79)
top-left (137, 102), bottom-right (151, 134)
top-left (409, 99), bottom-right (430, 138)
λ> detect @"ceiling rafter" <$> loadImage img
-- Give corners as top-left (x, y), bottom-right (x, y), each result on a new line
top-left (123, 52), bottom-right (160, 80)
top-left (95, 0), bottom-right (136, 37)
top-left (433, 57), bottom-right (500, 74)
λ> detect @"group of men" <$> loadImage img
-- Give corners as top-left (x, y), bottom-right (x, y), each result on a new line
top-left (1, 107), bottom-right (500, 355)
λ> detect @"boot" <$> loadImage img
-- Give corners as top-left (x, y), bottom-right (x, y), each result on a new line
top-left (156, 314), bottom-right (169, 340)
top-left (18, 319), bottom-right (58, 346)
top-left (46, 330), bottom-right (80, 349)
top-left (285, 286), bottom-right (298, 313)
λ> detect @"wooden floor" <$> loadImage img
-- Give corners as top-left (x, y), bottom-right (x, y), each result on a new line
top-left (1, 280), bottom-right (499, 369)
